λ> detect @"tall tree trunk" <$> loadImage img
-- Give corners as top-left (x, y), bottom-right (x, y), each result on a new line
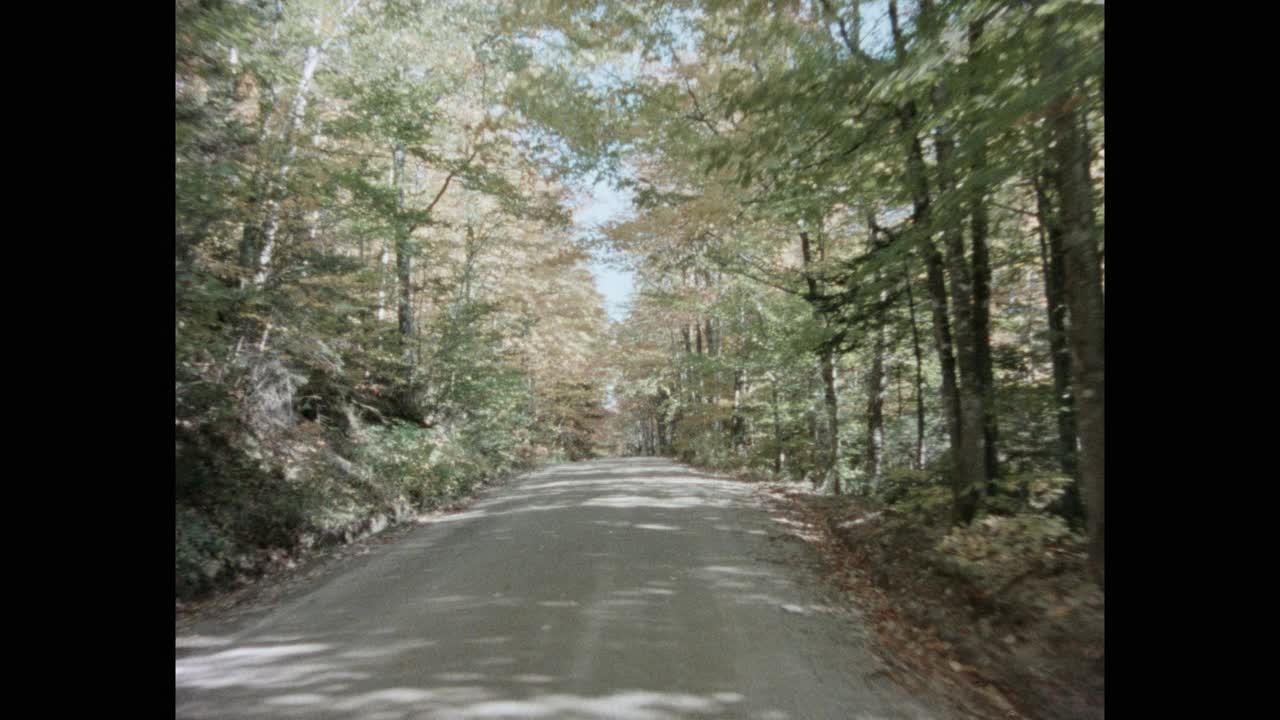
top-left (657, 389), bottom-right (669, 455)
top-left (807, 371), bottom-right (820, 481)
top-left (903, 254), bottom-right (928, 470)
top-left (898, 103), bottom-right (967, 518)
top-left (731, 368), bottom-right (746, 453)
top-left (771, 375), bottom-right (784, 476)
top-left (972, 200), bottom-right (998, 490)
top-left (922, 243), bottom-right (964, 497)
top-left (243, 0), bottom-right (363, 288)
top-left (681, 322), bottom-right (695, 411)
top-left (393, 142), bottom-right (417, 389)
top-left (865, 222), bottom-right (888, 490)
top-left (1045, 16), bottom-right (1105, 589)
top-left (252, 37), bottom-right (330, 286)
top-left (1034, 174), bottom-right (1083, 527)
top-left (375, 155), bottom-right (396, 322)
top-left (801, 231), bottom-right (840, 494)
top-left (236, 83), bottom-right (282, 280)
top-left (376, 240), bottom-right (391, 322)
top-left (250, 44), bottom-right (321, 287)
top-left (865, 317), bottom-right (885, 490)
top-left (693, 320), bottom-right (704, 407)
top-left (890, 0), bottom-right (971, 520)
top-left (820, 347), bottom-right (840, 493)
top-left (968, 17), bottom-right (1000, 495)
top-left (704, 316), bottom-right (717, 437)
top-left (935, 109), bottom-right (988, 525)
top-left (1044, 77), bottom-right (1105, 589)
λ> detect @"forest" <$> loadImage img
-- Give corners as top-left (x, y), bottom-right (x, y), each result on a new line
top-left (177, 1), bottom-right (1102, 714)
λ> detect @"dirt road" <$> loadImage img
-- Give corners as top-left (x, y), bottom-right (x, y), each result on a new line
top-left (176, 458), bottom-right (950, 719)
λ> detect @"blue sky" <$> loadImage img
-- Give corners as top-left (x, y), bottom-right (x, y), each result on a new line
top-left (563, 1), bottom-right (898, 324)
top-left (521, 29), bottom-right (642, 325)
top-left (573, 178), bottom-right (636, 322)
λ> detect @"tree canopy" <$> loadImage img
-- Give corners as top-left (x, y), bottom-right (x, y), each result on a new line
top-left (177, 0), bottom-right (1103, 597)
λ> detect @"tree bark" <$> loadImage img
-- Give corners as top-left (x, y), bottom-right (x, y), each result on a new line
top-left (934, 82), bottom-right (987, 525)
top-left (1045, 16), bottom-right (1105, 589)
top-left (771, 375), bottom-right (784, 476)
top-left (1034, 174), bottom-right (1083, 527)
top-left (972, 199), bottom-right (998, 491)
top-left (660, 381), bottom-right (672, 455)
top-left (394, 144), bottom-right (413, 339)
top-left (249, 44), bottom-right (321, 287)
top-left (864, 316), bottom-right (885, 489)
top-left (820, 347), bottom-right (839, 493)
top-left (865, 222), bottom-right (888, 490)
top-left (891, 0), bottom-right (975, 523)
top-left (903, 254), bottom-right (927, 470)
top-left (801, 231), bottom-right (841, 494)
top-left (731, 368), bottom-right (746, 452)
top-left (968, 19), bottom-right (999, 491)
top-left (241, 0), bottom-right (364, 288)
top-left (899, 105), bottom-right (967, 518)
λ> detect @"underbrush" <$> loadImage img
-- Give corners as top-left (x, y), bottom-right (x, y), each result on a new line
top-left (822, 468), bottom-right (1103, 720)
top-left (175, 386), bottom-right (537, 602)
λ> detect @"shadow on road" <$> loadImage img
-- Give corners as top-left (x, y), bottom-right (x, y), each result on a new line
top-left (176, 459), bottom-right (933, 720)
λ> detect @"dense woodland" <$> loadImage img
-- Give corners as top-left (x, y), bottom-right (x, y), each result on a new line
top-left (177, 0), bottom-right (1102, 605)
